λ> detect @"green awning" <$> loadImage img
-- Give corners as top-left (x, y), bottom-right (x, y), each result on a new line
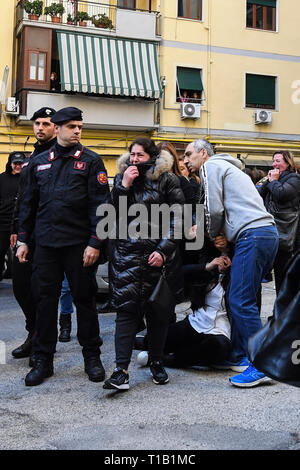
top-left (246, 74), bottom-right (276, 107)
top-left (247, 0), bottom-right (276, 7)
top-left (57, 31), bottom-right (163, 99)
top-left (177, 67), bottom-right (203, 92)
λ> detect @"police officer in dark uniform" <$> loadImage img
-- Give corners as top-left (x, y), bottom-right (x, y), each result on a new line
top-left (16, 107), bottom-right (111, 386)
top-left (11, 107), bottom-right (57, 362)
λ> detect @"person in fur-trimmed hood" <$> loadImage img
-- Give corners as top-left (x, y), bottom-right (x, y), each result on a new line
top-left (104, 138), bottom-right (185, 391)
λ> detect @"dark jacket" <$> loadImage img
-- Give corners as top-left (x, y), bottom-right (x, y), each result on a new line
top-left (258, 169), bottom-right (300, 214)
top-left (178, 175), bottom-right (201, 265)
top-left (0, 155), bottom-right (20, 231)
top-left (109, 150), bottom-right (185, 312)
top-left (11, 138), bottom-right (57, 235)
top-left (18, 142), bottom-right (111, 249)
top-left (258, 170), bottom-right (300, 252)
top-left (249, 249), bottom-right (300, 388)
top-left (183, 236), bottom-right (232, 311)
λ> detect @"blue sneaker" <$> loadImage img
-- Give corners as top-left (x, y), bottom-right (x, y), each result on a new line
top-left (211, 357), bottom-right (250, 372)
top-left (229, 364), bottom-right (272, 388)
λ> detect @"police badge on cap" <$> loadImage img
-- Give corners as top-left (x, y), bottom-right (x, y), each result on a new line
top-left (51, 107), bottom-right (83, 125)
top-left (30, 107), bottom-right (56, 121)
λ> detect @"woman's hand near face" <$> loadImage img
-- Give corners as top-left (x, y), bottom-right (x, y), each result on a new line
top-left (268, 168), bottom-right (280, 182)
top-left (122, 166), bottom-right (140, 188)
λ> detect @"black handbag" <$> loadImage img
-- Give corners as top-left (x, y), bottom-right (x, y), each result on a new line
top-left (148, 266), bottom-right (175, 315)
top-left (268, 199), bottom-right (299, 252)
top-left (248, 250), bottom-right (300, 388)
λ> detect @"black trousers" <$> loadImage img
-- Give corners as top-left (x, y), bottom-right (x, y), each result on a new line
top-left (273, 248), bottom-right (294, 295)
top-left (0, 231), bottom-right (10, 278)
top-left (115, 305), bottom-right (170, 369)
top-left (163, 317), bottom-right (231, 367)
top-left (12, 245), bottom-right (36, 335)
top-left (32, 243), bottom-right (102, 358)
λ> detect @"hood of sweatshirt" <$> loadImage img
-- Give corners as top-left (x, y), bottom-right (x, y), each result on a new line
top-left (208, 153), bottom-right (243, 170)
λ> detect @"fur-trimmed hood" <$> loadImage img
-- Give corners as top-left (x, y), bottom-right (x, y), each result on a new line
top-left (117, 150), bottom-right (174, 181)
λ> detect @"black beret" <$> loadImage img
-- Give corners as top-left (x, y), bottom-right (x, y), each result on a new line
top-left (30, 107), bottom-right (56, 121)
top-left (10, 151), bottom-right (26, 164)
top-left (51, 107), bottom-right (83, 125)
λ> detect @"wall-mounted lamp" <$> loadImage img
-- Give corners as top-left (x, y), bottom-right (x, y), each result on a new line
top-left (161, 76), bottom-right (167, 87)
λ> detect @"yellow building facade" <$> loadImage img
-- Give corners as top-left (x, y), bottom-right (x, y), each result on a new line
top-left (1, 0), bottom-right (300, 174)
top-left (157, 0), bottom-right (300, 165)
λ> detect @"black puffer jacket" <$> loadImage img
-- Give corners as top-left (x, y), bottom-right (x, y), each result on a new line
top-left (258, 169), bottom-right (300, 213)
top-left (109, 150), bottom-right (185, 312)
top-left (258, 170), bottom-right (300, 251)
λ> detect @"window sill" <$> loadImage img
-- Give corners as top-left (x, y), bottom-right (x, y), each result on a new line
top-left (244, 106), bottom-right (278, 112)
top-left (245, 27), bottom-right (278, 34)
top-left (177, 17), bottom-right (204, 23)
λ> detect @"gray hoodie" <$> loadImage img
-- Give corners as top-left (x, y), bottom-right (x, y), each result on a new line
top-left (200, 153), bottom-right (275, 243)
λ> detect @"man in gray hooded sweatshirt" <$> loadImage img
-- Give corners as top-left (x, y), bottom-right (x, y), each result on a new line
top-left (184, 139), bottom-right (278, 388)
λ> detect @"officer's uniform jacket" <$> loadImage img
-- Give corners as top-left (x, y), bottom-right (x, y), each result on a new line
top-left (11, 138), bottom-right (57, 235)
top-left (18, 142), bottom-right (111, 249)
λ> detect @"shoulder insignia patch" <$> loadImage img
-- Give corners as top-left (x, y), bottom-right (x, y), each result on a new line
top-left (97, 171), bottom-right (108, 185)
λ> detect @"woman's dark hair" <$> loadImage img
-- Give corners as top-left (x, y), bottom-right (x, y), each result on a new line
top-left (272, 150), bottom-right (298, 173)
top-left (244, 167), bottom-right (263, 185)
top-left (129, 138), bottom-right (159, 159)
top-left (156, 141), bottom-right (181, 177)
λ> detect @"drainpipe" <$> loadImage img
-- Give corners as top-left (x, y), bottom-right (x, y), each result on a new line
top-left (205, 0), bottom-right (212, 139)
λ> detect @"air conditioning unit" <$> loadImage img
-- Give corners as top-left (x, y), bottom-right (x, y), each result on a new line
top-left (181, 102), bottom-right (201, 120)
top-left (5, 97), bottom-right (19, 115)
top-left (254, 109), bottom-right (272, 124)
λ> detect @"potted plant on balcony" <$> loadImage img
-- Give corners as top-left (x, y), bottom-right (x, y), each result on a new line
top-left (76, 11), bottom-right (90, 27)
top-left (44, 2), bottom-right (65, 24)
top-left (23, 0), bottom-right (43, 20)
top-left (67, 13), bottom-right (74, 25)
top-left (91, 13), bottom-right (113, 29)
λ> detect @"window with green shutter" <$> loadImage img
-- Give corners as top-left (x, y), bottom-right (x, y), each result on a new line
top-left (176, 67), bottom-right (204, 102)
top-left (246, 74), bottom-right (276, 109)
top-left (246, 1), bottom-right (276, 31)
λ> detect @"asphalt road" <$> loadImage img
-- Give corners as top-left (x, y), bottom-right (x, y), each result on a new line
top-left (0, 279), bottom-right (299, 452)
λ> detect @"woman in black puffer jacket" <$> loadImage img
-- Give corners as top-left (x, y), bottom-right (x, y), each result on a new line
top-left (104, 138), bottom-right (185, 391)
top-left (258, 150), bottom-right (300, 294)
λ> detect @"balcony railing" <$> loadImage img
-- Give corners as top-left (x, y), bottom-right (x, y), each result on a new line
top-left (16, 1), bottom-right (159, 33)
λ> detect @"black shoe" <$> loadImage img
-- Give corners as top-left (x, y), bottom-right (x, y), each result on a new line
top-left (103, 367), bottom-right (129, 390)
top-left (58, 314), bottom-right (71, 342)
top-left (12, 334), bottom-right (33, 358)
top-left (150, 360), bottom-right (169, 385)
top-left (84, 356), bottom-right (105, 382)
top-left (29, 352), bottom-right (36, 368)
top-left (96, 301), bottom-right (111, 314)
top-left (25, 356), bottom-right (54, 386)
